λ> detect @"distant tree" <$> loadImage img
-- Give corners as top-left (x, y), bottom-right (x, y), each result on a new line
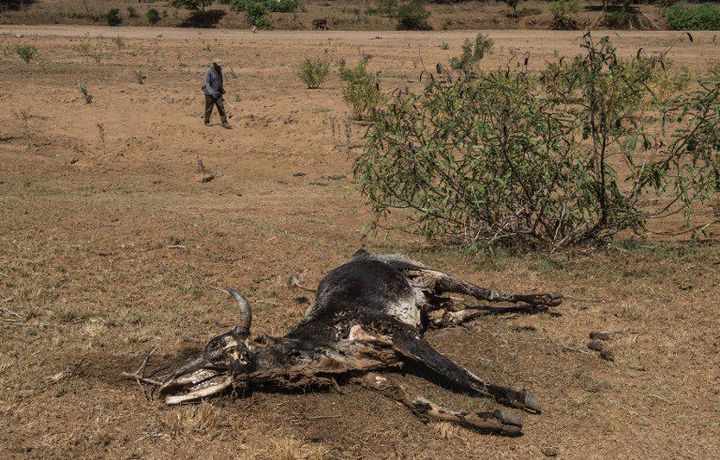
top-left (502, 0), bottom-right (522, 18)
top-left (106, 8), bottom-right (122, 26)
top-left (172, 0), bottom-right (214, 12)
top-left (396, 0), bottom-right (431, 30)
top-left (604, 0), bottom-right (632, 12)
top-left (147, 8), bottom-right (161, 25)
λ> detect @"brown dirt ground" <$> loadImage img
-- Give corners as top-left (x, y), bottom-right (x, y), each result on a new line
top-left (1, 26), bottom-right (719, 459)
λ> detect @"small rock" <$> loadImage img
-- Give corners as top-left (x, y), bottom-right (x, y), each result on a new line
top-left (600, 348), bottom-right (615, 361)
top-left (69, 158), bottom-right (79, 165)
top-left (541, 447), bottom-right (559, 457)
top-left (292, 172), bottom-right (306, 177)
top-left (587, 340), bottom-right (604, 352)
top-left (589, 331), bottom-right (611, 340)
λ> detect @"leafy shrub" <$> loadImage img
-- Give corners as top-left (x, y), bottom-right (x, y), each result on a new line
top-left (396, 0), bottom-right (431, 30)
top-left (354, 35), bottom-right (720, 250)
top-left (231, 0), bottom-right (301, 13)
top-left (106, 8), bottom-right (122, 26)
top-left (147, 8), bottom-right (161, 25)
top-left (549, 0), bottom-right (580, 30)
top-left (173, 0), bottom-right (215, 11)
top-left (127, 6), bottom-right (140, 18)
top-left (254, 14), bottom-right (273, 29)
top-left (15, 44), bottom-right (37, 64)
top-left (245, 1), bottom-right (268, 20)
top-left (378, 0), bottom-right (398, 16)
top-left (339, 60), bottom-right (383, 119)
top-left (449, 33), bottom-right (493, 74)
top-left (298, 57), bottom-right (331, 89)
top-left (231, 0), bottom-right (289, 27)
top-left (666, 3), bottom-right (720, 30)
top-left (267, 0), bottom-right (302, 13)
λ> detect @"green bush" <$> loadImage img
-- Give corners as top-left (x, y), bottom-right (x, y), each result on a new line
top-left (549, 0), bottom-right (580, 30)
top-left (339, 60), bottom-right (383, 119)
top-left (396, 0), bottom-right (431, 30)
top-left (106, 8), bottom-right (122, 26)
top-left (172, 0), bottom-right (215, 11)
top-left (378, 0), bottom-right (398, 16)
top-left (231, 0), bottom-right (301, 13)
top-left (254, 15), bottom-right (272, 29)
top-left (666, 3), bottom-right (720, 30)
top-left (354, 35), bottom-right (720, 250)
top-left (147, 8), bottom-right (161, 25)
top-left (231, 0), bottom-right (293, 27)
top-left (15, 44), bottom-right (37, 64)
top-left (298, 57), bottom-right (331, 89)
top-left (127, 6), bottom-right (139, 18)
top-left (245, 1), bottom-right (268, 20)
top-left (449, 33), bottom-right (493, 74)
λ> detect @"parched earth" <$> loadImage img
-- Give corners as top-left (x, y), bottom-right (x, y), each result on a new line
top-left (0, 26), bottom-right (719, 458)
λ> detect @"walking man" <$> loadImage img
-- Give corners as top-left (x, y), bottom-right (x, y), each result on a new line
top-left (203, 58), bottom-right (230, 129)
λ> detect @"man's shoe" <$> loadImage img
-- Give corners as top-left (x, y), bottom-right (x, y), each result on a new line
top-left (222, 123), bottom-right (231, 129)
top-left (204, 121), bottom-right (210, 126)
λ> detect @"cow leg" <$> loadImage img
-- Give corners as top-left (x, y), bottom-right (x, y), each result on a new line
top-left (354, 251), bottom-right (561, 307)
top-left (392, 332), bottom-right (541, 413)
top-left (427, 302), bottom-right (559, 328)
top-left (354, 373), bottom-right (523, 436)
top-left (412, 269), bottom-right (563, 308)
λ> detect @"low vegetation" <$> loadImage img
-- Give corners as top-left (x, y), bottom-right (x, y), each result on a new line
top-left (355, 33), bottom-right (720, 251)
top-left (396, 0), bottom-right (431, 30)
top-left (298, 57), bottom-right (331, 89)
top-left (147, 8), bottom-right (161, 26)
top-left (106, 8), bottom-right (122, 26)
top-left (230, 0), bottom-right (302, 28)
top-left (666, 3), bottom-right (720, 30)
top-left (449, 33), bottom-right (493, 73)
top-left (549, 0), bottom-right (580, 30)
top-left (77, 82), bottom-right (93, 104)
top-left (15, 44), bottom-right (37, 64)
top-left (172, 0), bottom-right (215, 12)
top-left (339, 59), bottom-right (383, 119)
top-left (111, 36), bottom-right (125, 48)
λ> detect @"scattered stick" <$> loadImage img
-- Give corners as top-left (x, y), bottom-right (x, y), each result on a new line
top-left (166, 245), bottom-right (187, 249)
top-left (559, 342), bottom-right (593, 356)
top-left (304, 415), bottom-right (344, 420)
top-left (1, 307), bottom-right (21, 318)
top-left (120, 347), bottom-right (160, 400)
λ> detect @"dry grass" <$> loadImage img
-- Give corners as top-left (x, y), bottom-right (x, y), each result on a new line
top-left (0, 26), bottom-right (718, 458)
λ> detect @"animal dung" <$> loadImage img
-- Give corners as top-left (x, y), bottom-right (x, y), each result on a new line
top-left (589, 331), bottom-right (611, 341)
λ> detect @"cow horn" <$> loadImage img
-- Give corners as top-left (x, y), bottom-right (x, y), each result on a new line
top-left (224, 288), bottom-right (252, 336)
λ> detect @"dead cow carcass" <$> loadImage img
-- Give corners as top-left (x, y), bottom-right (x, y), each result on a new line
top-left (124, 250), bottom-right (562, 435)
